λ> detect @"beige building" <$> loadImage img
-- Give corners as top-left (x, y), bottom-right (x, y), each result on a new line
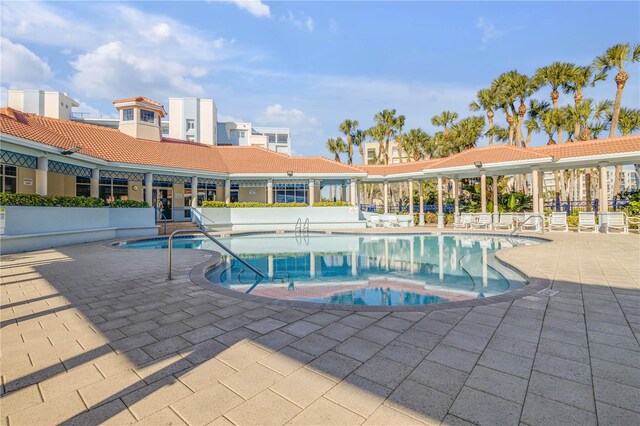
top-left (363, 141), bottom-right (405, 165)
top-left (7, 89), bottom-right (78, 121)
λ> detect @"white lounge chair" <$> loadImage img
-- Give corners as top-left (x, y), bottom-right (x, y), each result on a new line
top-left (548, 212), bottom-right (568, 232)
top-left (367, 215), bottom-right (384, 228)
top-left (471, 213), bottom-right (492, 230)
top-left (384, 215), bottom-right (401, 228)
top-left (453, 213), bottom-right (473, 229)
top-left (521, 214), bottom-right (543, 232)
top-left (606, 212), bottom-right (628, 234)
top-left (578, 212), bottom-right (598, 233)
top-left (494, 214), bottom-right (514, 231)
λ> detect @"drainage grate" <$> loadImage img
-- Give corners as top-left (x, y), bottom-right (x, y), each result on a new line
top-left (537, 289), bottom-right (560, 297)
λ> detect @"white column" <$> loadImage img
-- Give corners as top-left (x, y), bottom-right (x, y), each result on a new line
top-left (480, 173), bottom-right (487, 213)
top-left (268, 255), bottom-right (274, 278)
top-left (267, 179), bottom-right (273, 204)
top-left (408, 180), bottom-right (414, 227)
top-left (144, 172), bottom-right (153, 206)
top-left (191, 176), bottom-right (199, 207)
top-left (224, 179), bottom-right (231, 205)
top-left (36, 157), bottom-right (48, 196)
top-left (383, 180), bottom-right (389, 214)
top-left (599, 164), bottom-right (608, 213)
top-left (453, 179), bottom-right (459, 216)
top-left (492, 176), bottom-right (499, 223)
top-left (538, 173), bottom-right (545, 213)
top-left (532, 169), bottom-right (539, 213)
top-left (438, 235), bottom-right (444, 282)
top-left (351, 251), bottom-right (357, 277)
top-left (482, 247), bottom-right (488, 287)
top-left (350, 179), bottom-right (357, 206)
top-left (437, 176), bottom-right (444, 228)
top-left (90, 168), bottom-right (100, 198)
top-left (418, 181), bottom-right (425, 226)
top-left (409, 238), bottom-right (415, 274)
top-left (309, 251), bottom-right (316, 278)
top-left (308, 179), bottom-right (315, 206)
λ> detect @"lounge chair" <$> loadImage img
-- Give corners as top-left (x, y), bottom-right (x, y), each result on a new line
top-left (547, 212), bottom-right (568, 232)
top-left (578, 212), bottom-right (598, 233)
top-left (494, 214), bottom-right (514, 231)
top-left (521, 214), bottom-right (542, 232)
top-left (471, 213), bottom-right (492, 230)
top-left (384, 215), bottom-right (401, 228)
top-left (367, 215), bottom-right (384, 228)
top-left (606, 212), bottom-right (628, 234)
top-left (453, 213), bottom-right (472, 229)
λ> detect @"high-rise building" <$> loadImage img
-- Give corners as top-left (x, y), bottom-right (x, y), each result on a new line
top-left (168, 97), bottom-right (217, 145)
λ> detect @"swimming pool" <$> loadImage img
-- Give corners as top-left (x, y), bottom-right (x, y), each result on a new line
top-left (123, 233), bottom-right (539, 307)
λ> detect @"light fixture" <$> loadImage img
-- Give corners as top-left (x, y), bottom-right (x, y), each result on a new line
top-left (287, 170), bottom-right (294, 177)
top-left (474, 161), bottom-right (482, 168)
top-left (61, 146), bottom-right (81, 155)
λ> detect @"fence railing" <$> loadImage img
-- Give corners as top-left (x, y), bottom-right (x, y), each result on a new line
top-left (360, 203), bottom-right (455, 214)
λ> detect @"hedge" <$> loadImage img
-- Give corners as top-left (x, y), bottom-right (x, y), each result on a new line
top-left (109, 199), bottom-right (149, 208)
top-left (0, 193), bottom-right (103, 207)
top-left (312, 201), bottom-right (350, 207)
top-left (230, 202), bottom-right (308, 208)
top-left (201, 200), bottom-right (227, 208)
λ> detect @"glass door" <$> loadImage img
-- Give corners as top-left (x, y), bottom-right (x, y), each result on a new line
top-left (152, 188), bottom-right (173, 221)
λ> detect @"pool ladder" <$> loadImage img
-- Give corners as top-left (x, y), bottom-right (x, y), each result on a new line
top-left (167, 229), bottom-right (265, 281)
top-left (295, 217), bottom-right (310, 238)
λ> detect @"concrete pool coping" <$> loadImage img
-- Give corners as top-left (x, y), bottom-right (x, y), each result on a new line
top-left (114, 229), bottom-right (553, 313)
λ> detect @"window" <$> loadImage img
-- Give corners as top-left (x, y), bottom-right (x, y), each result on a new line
top-left (140, 109), bottom-right (155, 123)
top-left (274, 183), bottom-right (308, 204)
top-left (76, 176), bottom-right (91, 197)
top-left (0, 165), bottom-right (17, 194)
top-left (123, 108), bottom-right (134, 121)
top-left (392, 147), bottom-right (398, 156)
top-left (367, 149), bottom-right (376, 159)
top-left (99, 177), bottom-right (129, 204)
top-left (184, 181), bottom-right (217, 206)
top-left (230, 129), bottom-right (246, 139)
top-left (277, 135), bottom-right (288, 143)
top-left (186, 119), bottom-right (195, 130)
top-left (268, 135), bottom-right (276, 143)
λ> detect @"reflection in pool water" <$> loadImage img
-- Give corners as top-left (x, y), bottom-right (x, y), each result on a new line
top-left (124, 233), bottom-right (538, 306)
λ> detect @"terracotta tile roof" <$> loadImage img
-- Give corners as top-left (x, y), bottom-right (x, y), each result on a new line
top-left (112, 96), bottom-right (164, 108)
top-left (531, 134), bottom-right (640, 159)
top-left (425, 144), bottom-right (551, 170)
top-left (0, 108), bottom-right (364, 176)
top-left (357, 158), bottom-right (444, 176)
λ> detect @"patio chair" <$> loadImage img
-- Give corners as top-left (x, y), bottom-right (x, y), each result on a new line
top-left (493, 214), bottom-right (514, 231)
top-left (578, 211), bottom-right (598, 233)
top-left (606, 212), bottom-right (628, 234)
top-left (367, 215), bottom-right (384, 228)
top-left (453, 213), bottom-right (472, 229)
top-left (521, 214), bottom-right (543, 232)
top-left (384, 215), bottom-right (402, 228)
top-left (471, 213), bottom-right (492, 230)
top-left (547, 212), bottom-right (568, 232)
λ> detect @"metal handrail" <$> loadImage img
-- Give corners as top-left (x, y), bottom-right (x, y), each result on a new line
top-left (295, 218), bottom-right (302, 236)
top-left (303, 218), bottom-right (310, 236)
top-left (167, 229), bottom-right (264, 280)
top-left (156, 207), bottom-right (167, 235)
top-left (190, 207), bottom-right (218, 231)
top-left (510, 214), bottom-right (544, 235)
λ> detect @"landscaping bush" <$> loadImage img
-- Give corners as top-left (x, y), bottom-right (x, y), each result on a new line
top-left (424, 212), bottom-right (438, 224)
top-left (202, 200), bottom-right (227, 208)
top-left (109, 199), bottom-right (149, 208)
top-left (312, 201), bottom-right (350, 207)
top-left (566, 214), bottom-right (579, 228)
top-left (229, 202), bottom-right (307, 208)
top-left (0, 193), bottom-right (103, 207)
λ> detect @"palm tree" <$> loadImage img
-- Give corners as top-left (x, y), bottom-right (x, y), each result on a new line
top-left (594, 43), bottom-right (640, 194)
top-left (431, 111), bottom-right (458, 135)
top-left (339, 119), bottom-right (359, 165)
top-left (402, 128), bottom-right (433, 161)
top-left (394, 115), bottom-right (406, 163)
top-left (534, 62), bottom-right (575, 144)
top-left (373, 109), bottom-right (399, 164)
top-left (524, 99), bottom-right (550, 148)
top-left (469, 88), bottom-right (499, 144)
top-left (326, 137), bottom-right (346, 162)
top-left (451, 116), bottom-right (486, 152)
top-left (368, 124), bottom-right (387, 164)
top-left (352, 129), bottom-right (367, 164)
top-left (563, 65), bottom-right (606, 137)
top-left (616, 107), bottom-right (640, 136)
top-left (491, 73), bottom-right (519, 145)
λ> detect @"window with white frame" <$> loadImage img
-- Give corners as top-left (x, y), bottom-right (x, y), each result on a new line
top-left (230, 129), bottom-right (246, 139)
top-left (0, 165), bottom-right (17, 193)
top-left (186, 119), bottom-right (195, 130)
top-left (123, 108), bottom-right (134, 121)
top-left (140, 109), bottom-right (155, 123)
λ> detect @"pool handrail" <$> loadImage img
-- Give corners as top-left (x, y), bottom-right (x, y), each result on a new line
top-left (167, 229), bottom-right (265, 280)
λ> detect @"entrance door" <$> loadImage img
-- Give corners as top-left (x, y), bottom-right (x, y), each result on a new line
top-left (152, 188), bottom-right (173, 221)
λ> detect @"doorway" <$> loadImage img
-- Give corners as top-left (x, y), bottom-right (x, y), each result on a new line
top-left (153, 188), bottom-right (173, 221)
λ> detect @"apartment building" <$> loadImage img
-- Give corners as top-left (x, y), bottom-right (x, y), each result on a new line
top-left (363, 141), bottom-right (404, 165)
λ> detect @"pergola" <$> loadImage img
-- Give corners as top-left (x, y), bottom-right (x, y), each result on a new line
top-left (358, 135), bottom-right (640, 228)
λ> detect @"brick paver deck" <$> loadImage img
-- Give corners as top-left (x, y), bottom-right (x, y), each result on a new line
top-left (1, 232), bottom-right (639, 425)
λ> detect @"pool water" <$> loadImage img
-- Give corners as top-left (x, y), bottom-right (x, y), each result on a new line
top-left (123, 233), bottom-right (538, 307)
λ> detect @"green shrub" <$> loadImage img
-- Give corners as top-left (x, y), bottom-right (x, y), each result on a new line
top-left (228, 202), bottom-right (307, 208)
top-left (625, 200), bottom-right (640, 216)
top-left (424, 212), bottom-right (438, 223)
top-left (109, 199), bottom-right (149, 208)
top-left (0, 193), bottom-right (103, 207)
top-left (566, 214), bottom-right (579, 228)
top-left (202, 200), bottom-right (227, 208)
top-left (312, 201), bottom-right (350, 207)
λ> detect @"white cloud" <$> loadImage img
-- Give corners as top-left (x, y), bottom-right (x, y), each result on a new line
top-left (0, 37), bottom-right (53, 87)
top-left (476, 17), bottom-right (504, 46)
top-left (282, 10), bottom-right (314, 33)
top-left (222, 0), bottom-right (270, 18)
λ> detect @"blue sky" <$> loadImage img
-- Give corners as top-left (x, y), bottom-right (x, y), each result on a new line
top-left (1, 1), bottom-right (639, 158)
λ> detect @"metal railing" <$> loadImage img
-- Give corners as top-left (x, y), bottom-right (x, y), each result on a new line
top-left (295, 217), bottom-right (309, 237)
top-left (190, 207), bottom-right (218, 231)
top-left (156, 207), bottom-right (168, 235)
top-left (510, 214), bottom-right (544, 235)
top-left (167, 229), bottom-right (264, 280)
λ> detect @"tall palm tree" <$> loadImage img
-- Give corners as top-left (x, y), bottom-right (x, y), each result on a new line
top-left (431, 111), bottom-right (458, 135)
top-left (491, 73), bottom-right (519, 145)
top-left (534, 62), bottom-right (575, 144)
top-left (594, 43), bottom-right (640, 194)
top-left (469, 88), bottom-right (499, 144)
top-left (339, 119), bottom-right (359, 165)
top-left (352, 129), bottom-right (367, 164)
top-left (368, 124), bottom-right (387, 164)
top-left (563, 65), bottom-right (606, 138)
top-left (402, 128), bottom-right (433, 161)
top-left (451, 116), bottom-right (486, 152)
top-left (326, 137), bottom-right (346, 162)
top-left (394, 115), bottom-right (407, 163)
top-left (616, 107), bottom-right (640, 135)
top-left (524, 99), bottom-right (550, 148)
top-left (373, 109), bottom-right (401, 164)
